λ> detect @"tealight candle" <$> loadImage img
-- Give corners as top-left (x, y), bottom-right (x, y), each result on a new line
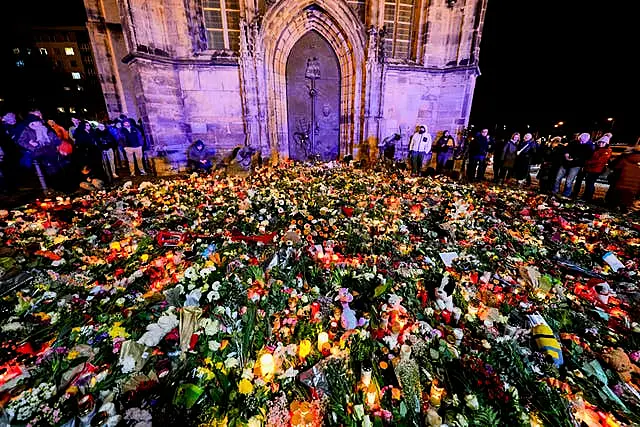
top-left (317, 332), bottom-right (329, 352)
top-left (430, 381), bottom-right (444, 407)
top-left (259, 353), bottom-right (275, 379)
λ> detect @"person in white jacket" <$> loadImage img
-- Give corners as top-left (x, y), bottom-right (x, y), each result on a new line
top-left (409, 125), bottom-right (432, 176)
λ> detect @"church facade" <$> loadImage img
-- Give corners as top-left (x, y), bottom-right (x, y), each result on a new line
top-left (84, 0), bottom-right (487, 165)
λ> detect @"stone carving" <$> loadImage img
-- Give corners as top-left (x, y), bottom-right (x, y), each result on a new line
top-left (305, 57), bottom-right (321, 80)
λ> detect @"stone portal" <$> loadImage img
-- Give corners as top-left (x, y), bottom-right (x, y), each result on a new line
top-left (286, 31), bottom-right (340, 161)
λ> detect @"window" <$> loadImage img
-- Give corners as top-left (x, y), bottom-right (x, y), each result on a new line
top-left (203, 0), bottom-right (240, 51)
top-left (57, 107), bottom-right (65, 113)
top-left (16, 60), bottom-right (25, 68)
top-left (39, 48), bottom-right (48, 55)
top-left (71, 72), bottom-right (81, 80)
top-left (69, 107), bottom-right (76, 114)
top-left (65, 47), bottom-right (75, 56)
top-left (383, 0), bottom-right (416, 60)
top-left (64, 86), bottom-right (71, 91)
top-left (13, 48), bottom-right (20, 55)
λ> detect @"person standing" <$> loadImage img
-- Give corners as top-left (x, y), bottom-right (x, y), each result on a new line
top-left (580, 135), bottom-right (612, 202)
top-left (514, 133), bottom-right (537, 185)
top-left (553, 132), bottom-right (593, 198)
top-left (409, 125), bottom-right (432, 176)
top-left (95, 122), bottom-right (119, 179)
top-left (498, 132), bottom-right (519, 183)
top-left (467, 128), bottom-right (489, 182)
top-left (379, 133), bottom-right (400, 165)
top-left (435, 130), bottom-right (456, 173)
top-left (537, 137), bottom-right (565, 194)
top-left (121, 118), bottom-right (146, 176)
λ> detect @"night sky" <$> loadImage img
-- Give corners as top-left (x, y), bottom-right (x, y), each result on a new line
top-left (3, 1), bottom-right (637, 143)
top-left (470, 1), bottom-right (637, 142)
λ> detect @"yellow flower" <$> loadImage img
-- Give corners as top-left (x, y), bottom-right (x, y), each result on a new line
top-left (298, 339), bottom-right (312, 359)
top-left (67, 350), bottom-right (80, 360)
top-left (238, 378), bottom-right (254, 395)
top-left (108, 322), bottom-right (130, 339)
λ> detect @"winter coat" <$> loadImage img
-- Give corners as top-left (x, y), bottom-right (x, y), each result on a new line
top-left (516, 140), bottom-right (536, 160)
top-left (584, 147), bottom-right (612, 174)
top-left (612, 151), bottom-right (640, 204)
top-left (501, 140), bottom-right (518, 168)
top-left (16, 127), bottom-right (60, 158)
top-left (409, 132), bottom-right (432, 153)
top-left (469, 133), bottom-right (489, 158)
top-left (121, 127), bottom-right (144, 148)
top-left (436, 135), bottom-right (455, 155)
top-left (94, 129), bottom-right (118, 151)
top-left (188, 144), bottom-right (211, 163)
top-left (563, 141), bottom-right (594, 168)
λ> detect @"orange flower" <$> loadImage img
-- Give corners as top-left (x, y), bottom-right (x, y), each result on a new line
top-left (379, 361), bottom-right (388, 370)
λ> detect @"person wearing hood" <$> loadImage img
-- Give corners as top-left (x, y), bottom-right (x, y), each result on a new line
top-left (188, 140), bottom-right (213, 172)
top-left (580, 134), bottom-right (612, 202)
top-left (409, 125), bottom-right (432, 176)
top-left (74, 121), bottom-right (102, 175)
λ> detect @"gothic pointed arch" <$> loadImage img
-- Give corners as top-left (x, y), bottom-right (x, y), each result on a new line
top-left (259, 0), bottom-right (366, 158)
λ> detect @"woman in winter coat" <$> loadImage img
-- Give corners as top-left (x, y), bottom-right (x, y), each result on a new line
top-left (498, 132), bottom-right (519, 183)
top-left (581, 136), bottom-right (612, 202)
top-left (608, 143), bottom-right (640, 209)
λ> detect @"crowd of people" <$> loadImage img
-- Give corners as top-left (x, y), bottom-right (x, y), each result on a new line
top-left (0, 108), bottom-right (153, 194)
top-left (2, 109), bottom-right (639, 211)
top-left (377, 125), bottom-right (640, 211)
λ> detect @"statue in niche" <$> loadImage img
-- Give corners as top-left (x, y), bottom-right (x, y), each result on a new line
top-left (317, 103), bottom-right (339, 159)
top-left (305, 57), bottom-right (321, 80)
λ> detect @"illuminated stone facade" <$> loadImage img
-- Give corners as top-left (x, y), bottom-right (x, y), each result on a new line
top-left (84, 0), bottom-right (487, 165)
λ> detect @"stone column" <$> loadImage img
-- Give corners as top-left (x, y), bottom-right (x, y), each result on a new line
top-left (362, 26), bottom-right (384, 154)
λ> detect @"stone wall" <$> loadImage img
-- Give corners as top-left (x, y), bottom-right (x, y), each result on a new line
top-left (179, 65), bottom-right (246, 158)
top-left (381, 66), bottom-right (477, 158)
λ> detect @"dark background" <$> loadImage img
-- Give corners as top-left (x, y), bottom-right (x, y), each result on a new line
top-left (469, 1), bottom-right (637, 143)
top-left (2, 1), bottom-right (637, 143)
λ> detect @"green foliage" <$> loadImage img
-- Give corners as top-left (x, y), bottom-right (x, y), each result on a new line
top-left (472, 406), bottom-right (501, 427)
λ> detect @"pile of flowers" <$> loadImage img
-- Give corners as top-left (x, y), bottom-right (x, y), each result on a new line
top-left (0, 163), bottom-right (639, 426)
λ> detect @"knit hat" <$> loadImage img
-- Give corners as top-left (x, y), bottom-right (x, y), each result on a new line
top-left (597, 135), bottom-right (610, 145)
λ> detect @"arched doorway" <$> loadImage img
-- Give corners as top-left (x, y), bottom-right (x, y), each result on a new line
top-left (286, 31), bottom-right (341, 161)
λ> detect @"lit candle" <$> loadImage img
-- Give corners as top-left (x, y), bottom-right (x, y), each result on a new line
top-left (430, 381), bottom-right (444, 407)
top-left (259, 353), bottom-right (275, 379)
top-left (360, 369), bottom-right (372, 389)
top-left (298, 339), bottom-right (311, 359)
top-left (317, 332), bottom-right (329, 351)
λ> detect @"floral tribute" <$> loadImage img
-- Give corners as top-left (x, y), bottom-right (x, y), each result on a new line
top-left (0, 164), bottom-right (639, 427)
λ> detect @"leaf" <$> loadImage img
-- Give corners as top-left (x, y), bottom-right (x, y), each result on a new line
top-left (374, 281), bottom-right (389, 298)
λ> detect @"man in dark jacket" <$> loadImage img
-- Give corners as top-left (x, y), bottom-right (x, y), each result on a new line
top-left (188, 140), bottom-right (213, 172)
top-left (553, 132), bottom-right (593, 197)
top-left (121, 118), bottom-right (146, 176)
top-left (467, 128), bottom-right (489, 182)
